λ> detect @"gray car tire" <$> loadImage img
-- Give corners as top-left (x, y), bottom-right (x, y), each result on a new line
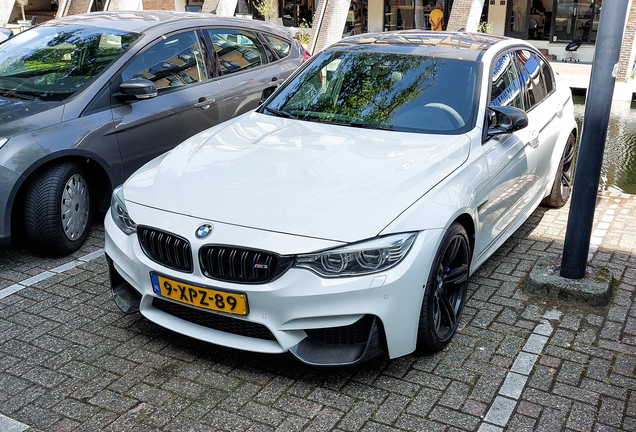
top-left (24, 162), bottom-right (91, 256)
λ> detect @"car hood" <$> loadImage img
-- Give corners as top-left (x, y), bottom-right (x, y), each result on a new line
top-left (0, 97), bottom-right (64, 138)
top-left (124, 112), bottom-right (471, 243)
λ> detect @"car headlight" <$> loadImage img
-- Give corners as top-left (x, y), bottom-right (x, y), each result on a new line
top-left (110, 185), bottom-right (137, 235)
top-left (295, 233), bottom-right (417, 277)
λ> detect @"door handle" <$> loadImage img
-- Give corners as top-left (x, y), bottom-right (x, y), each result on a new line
top-left (194, 97), bottom-right (216, 110)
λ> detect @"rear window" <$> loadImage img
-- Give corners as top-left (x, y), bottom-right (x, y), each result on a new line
top-left (208, 30), bottom-right (267, 75)
top-left (262, 34), bottom-right (291, 59)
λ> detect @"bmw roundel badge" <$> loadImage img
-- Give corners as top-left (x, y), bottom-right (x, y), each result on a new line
top-left (195, 224), bottom-right (213, 239)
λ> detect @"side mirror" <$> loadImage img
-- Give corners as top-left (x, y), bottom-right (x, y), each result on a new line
top-left (487, 105), bottom-right (528, 137)
top-left (118, 78), bottom-right (157, 100)
top-left (260, 86), bottom-right (277, 104)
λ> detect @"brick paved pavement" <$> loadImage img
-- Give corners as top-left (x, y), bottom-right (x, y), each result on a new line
top-left (0, 191), bottom-right (635, 432)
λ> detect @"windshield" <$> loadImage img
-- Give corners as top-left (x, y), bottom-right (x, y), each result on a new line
top-left (264, 50), bottom-right (479, 134)
top-left (0, 25), bottom-right (140, 101)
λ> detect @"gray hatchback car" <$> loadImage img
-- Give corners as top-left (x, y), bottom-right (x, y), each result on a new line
top-left (0, 11), bottom-right (305, 255)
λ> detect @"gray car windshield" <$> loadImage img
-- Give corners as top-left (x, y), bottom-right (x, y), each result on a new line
top-left (0, 25), bottom-right (140, 101)
top-left (264, 50), bottom-right (479, 134)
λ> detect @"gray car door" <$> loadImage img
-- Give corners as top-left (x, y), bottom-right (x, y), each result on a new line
top-left (207, 29), bottom-right (287, 119)
top-left (112, 30), bottom-right (225, 179)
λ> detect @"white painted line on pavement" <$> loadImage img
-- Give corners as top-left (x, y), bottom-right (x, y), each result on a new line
top-left (0, 249), bottom-right (104, 300)
top-left (589, 201), bottom-right (620, 259)
top-left (477, 310), bottom-right (561, 432)
top-left (0, 413), bottom-right (28, 432)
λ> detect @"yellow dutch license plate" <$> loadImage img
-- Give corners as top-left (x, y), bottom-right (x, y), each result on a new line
top-left (150, 273), bottom-right (248, 315)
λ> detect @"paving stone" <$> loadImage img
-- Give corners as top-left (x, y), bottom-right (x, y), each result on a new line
top-left (566, 402), bottom-right (596, 432)
top-left (372, 393), bottom-right (410, 424)
top-left (3, 195), bottom-right (636, 431)
top-left (483, 396), bottom-right (516, 426)
top-left (597, 397), bottom-right (625, 428)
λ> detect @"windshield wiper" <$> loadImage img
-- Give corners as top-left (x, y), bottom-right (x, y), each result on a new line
top-left (265, 107), bottom-right (299, 120)
top-left (0, 89), bottom-right (38, 101)
top-left (347, 121), bottom-right (395, 131)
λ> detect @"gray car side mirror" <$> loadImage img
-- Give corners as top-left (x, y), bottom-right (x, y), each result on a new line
top-left (118, 78), bottom-right (158, 100)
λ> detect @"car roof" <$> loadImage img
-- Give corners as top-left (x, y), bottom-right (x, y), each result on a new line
top-left (328, 31), bottom-right (512, 61)
top-left (43, 11), bottom-right (292, 38)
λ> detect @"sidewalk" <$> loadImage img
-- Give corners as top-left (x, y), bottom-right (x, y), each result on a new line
top-left (551, 61), bottom-right (635, 102)
top-left (0, 191), bottom-right (635, 431)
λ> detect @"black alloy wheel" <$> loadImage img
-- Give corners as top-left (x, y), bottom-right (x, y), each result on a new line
top-left (416, 222), bottom-right (470, 353)
top-left (542, 133), bottom-right (576, 208)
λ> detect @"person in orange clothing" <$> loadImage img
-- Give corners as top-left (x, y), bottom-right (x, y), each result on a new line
top-left (429, 2), bottom-right (444, 31)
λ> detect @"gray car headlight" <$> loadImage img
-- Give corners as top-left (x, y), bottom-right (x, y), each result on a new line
top-left (110, 185), bottom-right (137, 235)
top-left (295, 232), bottom-right (417, 277)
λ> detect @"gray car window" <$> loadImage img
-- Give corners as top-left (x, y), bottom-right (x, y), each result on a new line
top-left (121, 31), bottom-right (207, 90)
top-left (208, 29), bottom-right (267, 75)
top-left (262, 34), bottom-right (291, 59)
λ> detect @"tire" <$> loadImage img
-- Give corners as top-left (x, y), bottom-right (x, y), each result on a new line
top-left (542, 133), bottom-right (575, 208)
top-left (416, 222), bottom-right (470, 354)
top-left (24, 162), bottom-right (91, 256)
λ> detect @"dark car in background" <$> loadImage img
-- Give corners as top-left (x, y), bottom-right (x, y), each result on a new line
top-left (0, 11), bottom-right (305, 255)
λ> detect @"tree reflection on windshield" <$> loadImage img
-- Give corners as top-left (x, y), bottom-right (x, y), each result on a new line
top-left (266, 50), bottom-right (479, 134)
top-left (0, 26), bottom-right (139, 101)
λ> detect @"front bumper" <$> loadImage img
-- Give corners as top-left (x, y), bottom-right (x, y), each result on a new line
top-left (104, 206), bottom-right (443, 365)
top-left (0, 165), bottom-right (24, 247)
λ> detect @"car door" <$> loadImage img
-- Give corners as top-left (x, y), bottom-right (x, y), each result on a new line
top-left (476, 51), bottom-right (538, 257)
top-left (206, 28), bottom-right (287, 119)
top-left (514, 49), bottom-right (563, 191)
top-left (112, 30), bottom-right (225, 179)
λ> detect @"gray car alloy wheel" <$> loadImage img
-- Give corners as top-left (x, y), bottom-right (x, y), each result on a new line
top-left (60, 173), bottom-right (90, 241)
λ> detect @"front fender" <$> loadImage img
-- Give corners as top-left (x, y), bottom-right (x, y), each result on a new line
top-left (380, 131), bottom-right (489, 241)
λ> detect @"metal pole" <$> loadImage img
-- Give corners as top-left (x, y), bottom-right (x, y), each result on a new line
top-left (559, 0), bottom-right (630, 279)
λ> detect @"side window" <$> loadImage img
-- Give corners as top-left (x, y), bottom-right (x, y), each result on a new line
top-left (208, 29), bottom-right (267, 75)
top-left (515, 49), bottom-right (549, 108)
top-left (490, 52), bottom-right (524, 110)
top-left (121, 31), bottom-right (207, 91)
top-left (542, 61), bottom-right (554, 94)
top-left (262, 34), bottom-right (291, 59)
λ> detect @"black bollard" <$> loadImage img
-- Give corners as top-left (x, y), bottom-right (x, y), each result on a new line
top-left (560, 0), bottom-right (630, 279)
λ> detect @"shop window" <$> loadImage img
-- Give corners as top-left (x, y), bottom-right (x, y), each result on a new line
top-left (383, 0), bottom-right (440, 31)
top-left (553, 0), bottom-right (601, 43)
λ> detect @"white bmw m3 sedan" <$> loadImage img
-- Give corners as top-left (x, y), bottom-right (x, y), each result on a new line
top-left (105, 31), bottom-right (577, 366)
